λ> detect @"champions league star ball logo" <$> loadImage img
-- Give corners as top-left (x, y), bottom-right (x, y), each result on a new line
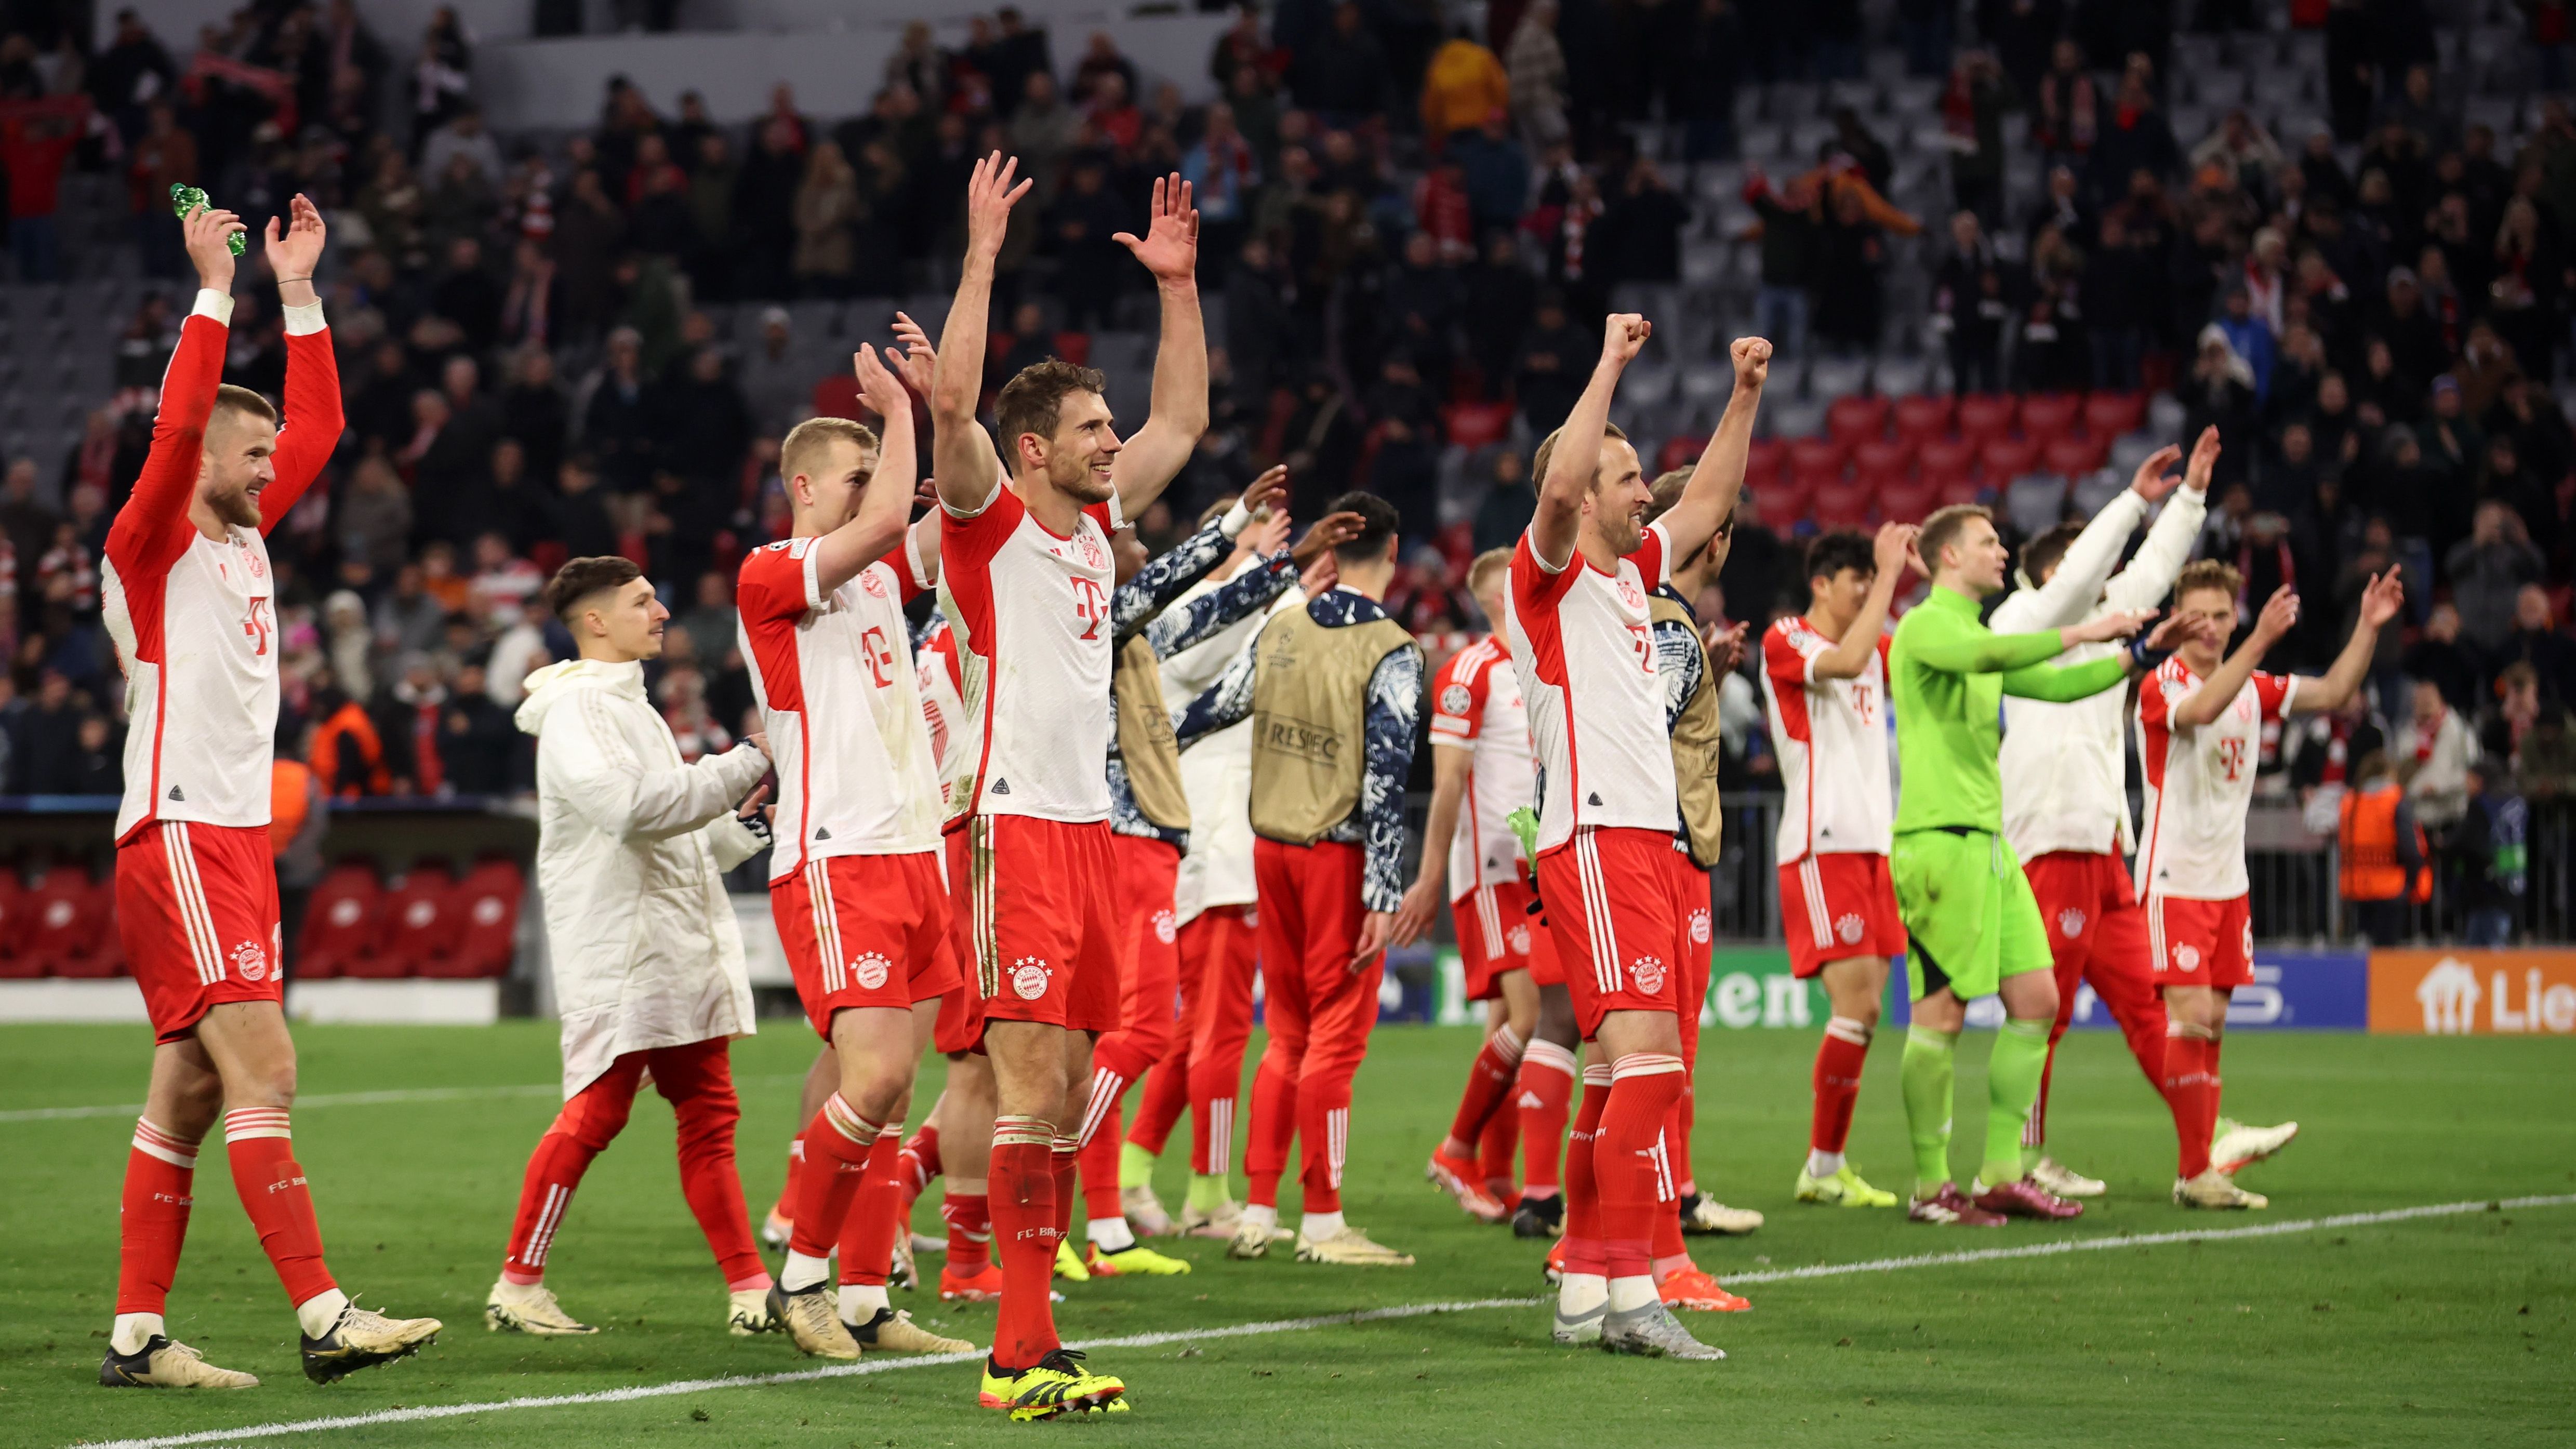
top-left (1630, 955), bottom-right (1667, 996)
top-left (2174, 943), bottom-right (2202, 973)
top-left (1836, 913), bottom-right (1865, 945)
top-left (1153, 910), bottom-right (1177, 945)
top-left (1439, 684), bottom-right (1474, 717)
top-left (1690, 910), bottom-right (1711, 945)
top-left (2060, 909), bottom-right (2087, 939)
top-left (1507, 923), bottom-right (1532, 956)
top-left (231, 940), bottom-right (270, 983)
top-left (852, 952), bottom-right (892, 990)
top-left (1012, 957), bottom-right (1053, 1000)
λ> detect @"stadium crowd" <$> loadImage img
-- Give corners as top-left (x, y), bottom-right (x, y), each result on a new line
top-left (0, 0), bottom-right (2571, 890)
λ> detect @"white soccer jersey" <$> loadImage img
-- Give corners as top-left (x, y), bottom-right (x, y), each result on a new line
top-left (915, 616), bottom-right (973, 820)
top-left (937, 477), bottom-right (1121, 822)
top-left (1760, 616), bottom-right (1894, 861)
top-left (1428, 634), bottom-right (1535, 900)
top-left (1503, 523), bottom-right (1679, 854)
top-left (2134, 656), bottom-right (2299, 901)
top-left (737, 536), bottom-right (942, 881)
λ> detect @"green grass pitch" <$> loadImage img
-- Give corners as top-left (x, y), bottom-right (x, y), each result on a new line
top-left (3, 1021), bottom-right (2570, 1448)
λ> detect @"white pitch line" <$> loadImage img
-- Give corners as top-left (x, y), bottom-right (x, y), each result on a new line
top-left (0, 1076), bottom-right (809, 1124)
top-left (72, 1192), bottom-right (2576, 1449)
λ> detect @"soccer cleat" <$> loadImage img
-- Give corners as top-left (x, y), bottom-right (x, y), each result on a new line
top-left (1296, 1224), bottom-right (1414, 1266)
top-left (1178, 1197), bottom-right (1242, 1239)
top-left (1550, 1299), bottom-right (1605, 1345)
top-left (1052, 1239), bottom-right (1091, 1282)
top-left (2026, 1156), bottom-right (2107, 1199)
top-left (1678, 1195), bottom-right (1765, 1235)
top-left (846, 1306), bottom-right (976, 1353)
top-left (99, 1336), bottom-right (259, 1389)
top-left (2175, 1168), bottom-right (2269, 1210)
top-left (1907, 1184), bottom-right (2007, 1227)
top-left (760, 1209), bottom-right (792, 1253)
top-left (1656, 1265), bottom-right (1752, 1313)
top-left (300, 1302), bottom-right (443, 1384)
top-left (765, 1282), bottom-right (858, 1360)
top-left (1542, 1236), bottom-right (1566, 1285)
top-left (725, 1288), bottom-right (778, 1336)
top-left (939, 1261), bottom-right (1006, 1302)
top-left (890, 1234), bottom-right (917, 1293)
top-left (2212, 1117), bottom-right (2299, 1174)
top-left (1086, 1242), bottom-right (1193, 1275)
top-left (1226, 1217), bottom-right (1272, 1259)
top-left (1426, 1148), bottom-right (1510, 1223)
top-left (1972, 1177), bottom-right (2085, 1220)
top-left (1796, 1163), bottom-right (1899, 1207)
top-left (1121, 1182), bottom-right (1176, 1238)
top-left (982, 1348), bottom-right (1127, 1421)
top-left (1601, 1302), bottom-right (1727, 1360)
top-left (1511, 1192), bottom-right (1565, 1239)
top-left (485, 1279), bottom-right (597, 1336)
top-left (909, 1229), bottom-right (946, 1256)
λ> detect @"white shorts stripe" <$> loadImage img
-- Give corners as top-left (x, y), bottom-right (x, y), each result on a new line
top-left (807, 859), bottom-right (843, 994)
top-left (1572, 832), bottom-right (1622, 995)
top-left (1475, 887), bottom-right (1504, 958)
top-left (2146, 894), bottom-right (2167, 973)
top-left (163, 822), bottom-right (225, 986)
top-left (1799, 856), bottom-right (1834, 950)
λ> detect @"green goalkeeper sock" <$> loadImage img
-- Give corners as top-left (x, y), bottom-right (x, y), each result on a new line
top-left (1901, 1025), bottom-right (1960, 1189)
top-left (1185, 1172), bottom-right (1230, 1214)
top-left (1119, 1140), bottom-right (1157, 1192)
top-left (1982, 1017), bottom-right (2053, 1188)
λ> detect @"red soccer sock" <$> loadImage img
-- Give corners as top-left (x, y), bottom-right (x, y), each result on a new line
top-left (773, 1136), bottom-right (803, 1225)
top-left (900, 1123), bottom-right (940, 1201)
top-left (2163, 1029), bottom-right (2216, 1178)
top-left (1444, 1025), bottom-right (1525, 1150)
top-left (1478, 1096), bottom-right (1521, 1194)
top-left (117, 1119), bottom-right (201, 1316)
top-left (223, 1109), bottom-right (336, 1309)
top-left (1598, 1055), bottom-right (1687, 1283)
top-left (1517, 1040), bottom-right (1576, 1199)
top-left (1810, 1018), bottom-right (1871, 1154)
top-left (1078, 1105), bottom-right (1125, 1224)
top-left (989, 1119), bottom-right (1061, 1370)
top-left (942, 1187), bottom-right (991, 1275)
top-left (836, 1133), bottom-right (906, 1287)
top-left (2203, 1035), bottom-right (2227, 1152)
top-left (1052, 1138), bottom-right (1079, 1246)
top-left (788, 1094), bottom-right (880, 1261)
top-left (1652, 1104), bottom-right (1688, 1264)
top-left (1561, 1066), bottom-right (1612, 1276)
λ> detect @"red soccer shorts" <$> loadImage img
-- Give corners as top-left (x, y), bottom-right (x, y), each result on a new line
top-left (960, 813), bottom-right (1122, 1032)
top-left (933, 829), bottom-right (986, 1056)
top-left (1534, 827), bottom-right (1689, 1039)
top-left (116, 820), bottom-right (284, 1044)
top-left (770, 851), bottom-right (960, 1041)
top-left (2146, 893), bottom-right (2253, 989)
top-left (1778, 852), bottom-right (1908, 978)
top-left (1451, 880), bottom-right (1558, 1000)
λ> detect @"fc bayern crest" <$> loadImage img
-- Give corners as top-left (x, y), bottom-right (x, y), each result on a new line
top-left (1616, 579), bottom-right (1646, 609)
top-left (2174, 943), bottom-right (2202, 972)
top-left (1507, 923), bottom-right (1532, 955)
top-left (1836, 913), bottom-right (1865, 945)
top-left (1012, 957), bottom-right (1052, 1000)
top-left (2059, 909), bottom-right (2086, 939)
top-left (852, 952), bottom-right (892, 990)
top-left (1689, 909), bottom-right (1711, 945)
top-left (860, 568), bottom-right (889, 597)
top-left (1153, 910), bottom-right (1176, 945)
top-left (1630, 955), bottom-right (1667, 995)
top-left (1078, 530), bottom-right (1107, 568)
top-left (232, 940), bottom-right (269, 982)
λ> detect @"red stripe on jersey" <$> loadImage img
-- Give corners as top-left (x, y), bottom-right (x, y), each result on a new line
top-left (1508, 535), bottom-right (1579, 854)
top-left (1762, 623), bottom-right (1820, 859)
top-left (737, 542), bottom-right (814, 868)
top-left (938, 486), bottom-right (1019, 815)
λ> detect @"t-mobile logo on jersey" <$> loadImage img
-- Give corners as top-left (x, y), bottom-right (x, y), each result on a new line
top-left (1070, 576), bottom-right (1107, 640)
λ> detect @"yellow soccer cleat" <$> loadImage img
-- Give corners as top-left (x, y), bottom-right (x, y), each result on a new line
top-left (300, 1301), bottom-right (442, 1384)
top-left (765, 1282), bottom-right (858, 1360)
top-left (485, 1279), bottom-right (597, 1336)
top-left (2174, 1168), bottom-right (2269, 1210)
top-left (1794, 1163), bottom-right (1899, 1208)
top-left (993, 1348), bottom-right (1128, 1420)
top-left (100, 1336), bottom-right (259, 1389)
top-left (1086, 1242), bottom-right (1193, 1276)
top-left (846, 1307), bottom-right (975, 1354)
top-left (1053, 1239), bottom-right (1091, 1282)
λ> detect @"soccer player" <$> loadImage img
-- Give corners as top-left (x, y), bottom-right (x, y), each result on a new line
top-left (736, 342), bottom-right (977, 1360)
top-left (1173, 493), bottom-right (1425, 1267)
top-left (1763, 525), bottom-right (1913, 1211)
top-left (491, 558), bottom-right (779, 1339)
top-left (99, 196), bottom-right (441, 1389)
top-left (1395, 547), bottom-right (1554, 1226)
top-left (1510, 318), bottom-right (1761, 1362)
top-left (2141, 561), bottom-right (2401, 1207)
top-left (1887, 505), bottom-right (2200, 1226)
top-left (926, 153), bottom-right (1203, 1419)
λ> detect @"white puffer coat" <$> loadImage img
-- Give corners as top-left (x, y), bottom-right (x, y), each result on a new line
top-left (515, 658), bottom-right (772, 1098)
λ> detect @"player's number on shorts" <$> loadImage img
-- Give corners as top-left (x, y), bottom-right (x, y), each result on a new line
top-left (242, 597), bottom-right (272, 657)
top-left (860, 626), bottom-right (898, 689)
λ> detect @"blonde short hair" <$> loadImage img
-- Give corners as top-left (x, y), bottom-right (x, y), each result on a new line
top-left (780, 415), bottom-right (880, 487)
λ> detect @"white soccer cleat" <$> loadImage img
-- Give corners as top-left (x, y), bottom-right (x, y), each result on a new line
top-left (1226, 1216), bottom-right (1272, 1260)
top-left (2026, 1155), bottom-right (2107, 1199)
top-left (726, 1287), bottom-right (779, 1336)
top-left (1122, 1182), bottom-right (1176, 1237)
top-left (1600, 1302), bottom-right (1726, 1360)
top-left (99, 1336), bottom-right (259, 1389)
top-left (1180, 1197), bottom-right (1242, 1239)
top-left (766, 1282), bottom-right (858, 1359)
top-left (2174, 1169), bottom-right (2268, 1210)
top-left (1679, 1197), bottom-right (1764, 1235)
top-left (759, 1210), bottom-right (792, 1253)
top-left (486, 1279), bottom-right (597, 1337)
top-left (1294, 1225), bottom-right (1414, 1266)
top-left (2212, 1117), bottom-right (2299, 1174)
top-left (1550, 1300), bottom-right (1604, 1345)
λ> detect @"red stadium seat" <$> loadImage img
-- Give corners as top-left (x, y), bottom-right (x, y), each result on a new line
top-left (1444, 401), bottom-right (1515, 450)
top-left (1935, 473), bottom-right (1988, 508)
top-left (25, 869), bottom-right (114, 977)
top-left (353, 862), bottom-right (458, 978)
top-left (421, 860), bottom-right (524, 979)
top-left (1740, 436), bottom-right (1782, 487)
top-left (295, 861), bottom-right (384, 980)
top-left (1051, 331), bottom-right (1092, 366)
top-left (1981, 436), bottom-right (2041, 481)
top-left (2082, 390), bottom-right (2146, 437)
top-left (1825, 394), bottom-right (1891, 444)
top-left (2043, 434), bottom-right (2108, 474)
top-left (1916, 437), bottom-right (1975, 477)
top-left (1876, 476), bottom-right (1940, 525)
top-left (0, 865), bottom-right (32, 978)
top-left (1810, 481), bottom-right (1874, 529)
top-left (1851, 439), bottom-right (1912, 481)
top-left (1891, 393), bottom-right (1953, 446)
top-left (1786, 437), bottom-right (1849, 482)
top-left (2018, 393), bottom-right (2082, 444)
top-left (1954, 394), bottom-right (2017, 448)
top-left (1656, 434), bottom-right (1707, 475)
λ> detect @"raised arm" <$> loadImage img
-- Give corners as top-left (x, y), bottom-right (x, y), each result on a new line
top-left (1170, 628), bottom-right (1261, 748)
top-left (108, 204), bottom-right (240, 576)
top-left (808, 344), bottom-right (920, 594)
top-left (930, 152), bottom-right (1029, 514)
top-left (1109, 466), bottom-right (1271, 642)
top-left (2103, 429), bottom-right (2216, 613)
top-left (1655, 336), bottom-right (1773, 564)
top-left (1109, 174), bottom-right (1207, 517)
top-left (261, 193), bottom-right (341, 530)
top-left (2173, 587), bottom-right (2299, 728)
top-left (1998, 654), bottom-right (2134, 703)
top-left (1905, 601), bottom-right (2152, 675)
top-left (1991, 445), bottom-right (2176, 632)
top-left (552, 692), bottom-right (772, 842)
top-left (1810, 524), bottom-right (1916, 679)
top-left (1531, 312), bottom-right (1652, 568)
top-left (2288, 569), bottom-right (2404, 716)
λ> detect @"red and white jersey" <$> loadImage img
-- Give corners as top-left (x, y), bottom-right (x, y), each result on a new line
top-left (737, 530), bottom-right (942, 881)
top-left (1760, 615), bottom-right (1894, 861)
top-left (1503, 522), bottom-right (1679, 855)
top-left (914, 616), bottom-right (973, 819)
top-left (1428, 634), bottom-right (1534, 900)
top-left (103, 291), bottom-right (339, 844)
top-left (937, 475), bottom-right (1121, 822)
top-left (2134, 656), bottom-right (2300, 900)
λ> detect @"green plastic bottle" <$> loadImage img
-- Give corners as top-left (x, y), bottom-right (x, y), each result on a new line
top-left (169, 183), bottom-right (247, 256)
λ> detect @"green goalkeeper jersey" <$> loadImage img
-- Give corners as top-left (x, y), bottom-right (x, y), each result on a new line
top-left (1887, 586), bottom-right (2131, 835)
